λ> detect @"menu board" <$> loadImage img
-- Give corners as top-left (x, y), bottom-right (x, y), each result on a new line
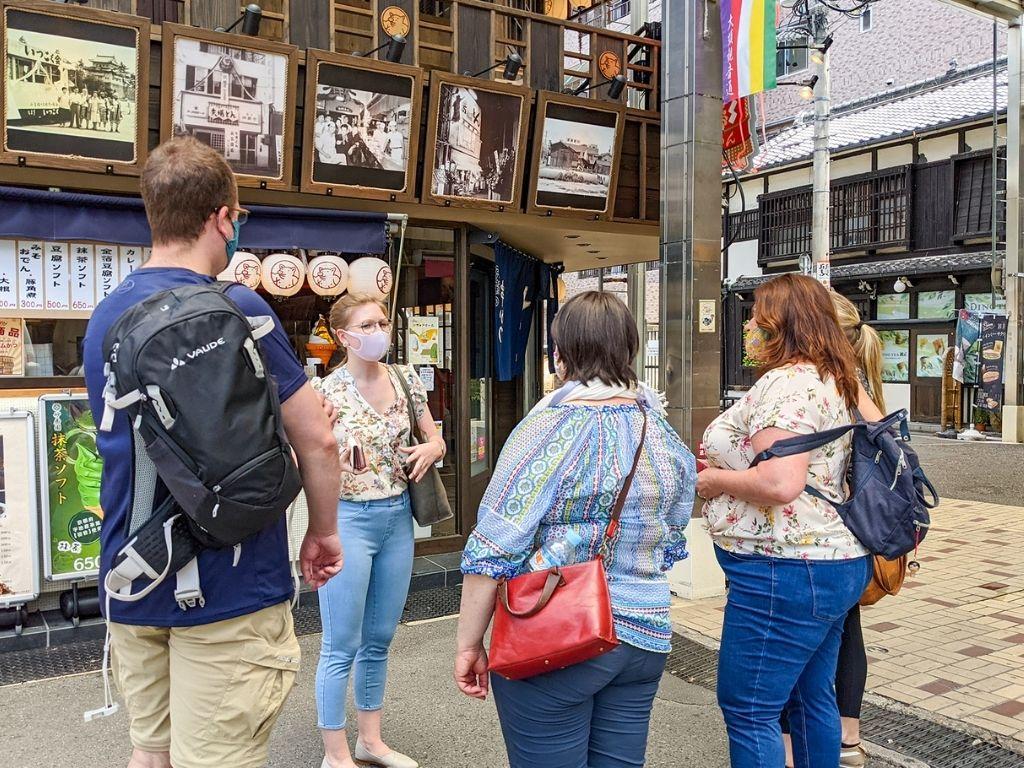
top-left (976, 314), bottom-right (1008, 412)
top-left (876, 293), bottom-right (910, 320)
top-left (0, 319), bottom-right (25, 377)
top-left (17, 241), bottom-right (45, 310)
top-left (70, 244), bottom-right (97, 311)
top-left (95, 246), bottom-right (119, 302)
top-left (916, 334), bottom-right (949, 378)
top-left (0, 241), bottom-right (16, 310)
top-left (39, 395), bottom-right (103, 580)
top-left (917, 290), bottom-right (956, 321)
top-left (880, 329), bottom-right (910, 383)
top-left (45, 242), bottom-right (71, 311)
top-left (0, 412), bottom-right (40, 607)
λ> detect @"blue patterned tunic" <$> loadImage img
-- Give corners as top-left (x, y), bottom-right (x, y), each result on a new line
top-left (461, 403), bottom-right (696, 653)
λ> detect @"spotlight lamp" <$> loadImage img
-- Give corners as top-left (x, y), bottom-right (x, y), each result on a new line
top-left (359, 34), bottom-right (407, 63)
top-left (215, 3), bottom-right (263, 36)
top-left (777, 75), bottom-right (818, 101)
top-left (470, 51), bottom-right (524, 81)
top-left (571, 74), bottom-right (628, 99)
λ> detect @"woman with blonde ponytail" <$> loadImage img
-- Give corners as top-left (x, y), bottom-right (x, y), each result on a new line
top-left (782, 291), bottom-right (886, 768)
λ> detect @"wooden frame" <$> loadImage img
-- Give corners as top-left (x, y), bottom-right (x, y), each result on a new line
top-left (300, 50), bottom-right (423, 202)
top-left (526, 90), bottom-right (624, 221)
top-left (160, 22), bottom-right (298, 191)
top-left (421, 71), bottom-right (531, 212)
top-left (0, 0), bottom-right (150, 175)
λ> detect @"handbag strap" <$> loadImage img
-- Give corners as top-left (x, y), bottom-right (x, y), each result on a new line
top-left (601, 403), bottom-right (648, 551)
top-left (497, 569), bottom-right (563, 618)
top-left (390, 364), bottom-right (421, 445)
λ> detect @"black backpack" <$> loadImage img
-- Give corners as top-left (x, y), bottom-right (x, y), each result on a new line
top-left (98, 282), bottom-right (302, 607)
top-left (750, 409), bottom-right (938, 560)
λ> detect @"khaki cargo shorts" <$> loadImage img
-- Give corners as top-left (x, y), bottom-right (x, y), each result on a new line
top-left (109, 600), bottom-right (300, 768)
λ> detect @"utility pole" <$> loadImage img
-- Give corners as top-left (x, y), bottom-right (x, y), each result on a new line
top-left (809, 0), bottom-right (831, 285)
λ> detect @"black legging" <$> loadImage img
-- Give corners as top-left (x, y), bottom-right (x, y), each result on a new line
top-left (780, 604), bottom-right (867, 733)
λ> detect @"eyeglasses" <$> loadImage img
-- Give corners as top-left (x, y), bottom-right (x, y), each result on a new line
top-left (213, 206), bottom-right (250, 226)
top-left (347, 320), bottom-right (392, 334)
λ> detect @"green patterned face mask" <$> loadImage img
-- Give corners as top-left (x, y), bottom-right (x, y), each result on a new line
top-left (743, 325), bottom-right (771, 364)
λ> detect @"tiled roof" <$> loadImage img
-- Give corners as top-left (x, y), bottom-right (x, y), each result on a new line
top-left (727, 251), bottom-right (998, 292)
top-left (749, 62), bottom-right (1008, 172)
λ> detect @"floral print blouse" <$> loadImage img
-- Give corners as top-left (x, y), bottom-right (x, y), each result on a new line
top-left (312, 365), bottom-right (427, 501)
top-left (702, 363), bottom-right (867, 559)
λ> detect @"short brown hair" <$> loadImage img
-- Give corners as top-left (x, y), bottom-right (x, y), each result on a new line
top-left (140, 137), bottom-right (237, 246)
top-left (752, 274), bottom-right (860, 409)
top-left (551, 291), bottom-right (638, 388)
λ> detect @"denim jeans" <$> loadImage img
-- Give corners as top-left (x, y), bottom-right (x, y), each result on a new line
top-left (714, 547), bottom-right (871, 768)
top-left (491, 642), bottom-right (668, 768)
top-left (315, 493), bottom-right (414, 730)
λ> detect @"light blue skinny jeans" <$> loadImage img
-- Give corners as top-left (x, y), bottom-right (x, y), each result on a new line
top-left (315, 492), bottom-right (414, 730)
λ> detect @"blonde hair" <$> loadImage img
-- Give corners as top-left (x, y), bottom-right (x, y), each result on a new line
top-left (831, 292), bottom-right (886, 412)
top-left (328, 293), bottom-right (389, 366)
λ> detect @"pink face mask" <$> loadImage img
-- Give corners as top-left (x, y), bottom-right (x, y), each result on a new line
top-left (342, 328), bottom-right (391, 362)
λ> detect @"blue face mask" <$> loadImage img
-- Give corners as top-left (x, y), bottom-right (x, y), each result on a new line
top-left (224, 218), bottom-right (242, 263)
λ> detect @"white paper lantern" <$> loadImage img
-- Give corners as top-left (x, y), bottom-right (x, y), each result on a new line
top-left (217, 251), bottom-right (262, 289)
top-left (307, 254), bottom-right (349, 297)
top-left (348, 257), bottom-right (393, 301)
top-left (260, 252), bottom-right (306, 297)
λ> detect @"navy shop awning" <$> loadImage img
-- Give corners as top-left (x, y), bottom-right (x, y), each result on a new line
top-left (0, 185), bottom-right (388, 254)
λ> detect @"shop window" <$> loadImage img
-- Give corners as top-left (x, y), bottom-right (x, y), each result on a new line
top-left (759, 188), bottom-right (811, 265)
top-left (953, 148), bottom-right (1006, 241)
top-left (231, 75), bottom-right (258, 102)
top-left (185, 65), bottom-right (222, 96)
top-left (0, 319), bottom-right (88, 382)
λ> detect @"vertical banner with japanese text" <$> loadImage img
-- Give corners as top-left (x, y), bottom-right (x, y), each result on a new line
top-left (39, 395), bottom-right (104, 580)
top-left (976, 314), bottom-right (1008, 412)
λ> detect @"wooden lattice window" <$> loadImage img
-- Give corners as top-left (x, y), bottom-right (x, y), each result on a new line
top-left (759, 188), bottom-right (811, 265)
top-left (725, 209), bottom-right (760, 243)
top-left (830, 166), bottom-right (911, 253)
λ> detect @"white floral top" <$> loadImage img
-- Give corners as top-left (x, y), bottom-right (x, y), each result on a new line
top-left (312, 365), bottom-right (428, 501)
top-left (702, 363), bottom-right (867, 559)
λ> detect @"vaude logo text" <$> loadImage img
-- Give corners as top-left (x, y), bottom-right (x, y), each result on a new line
top-left (170, 337), bottom-right (226, 370)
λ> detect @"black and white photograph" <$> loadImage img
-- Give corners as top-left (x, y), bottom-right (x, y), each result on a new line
top-left (427, 78), bottom-right (528, 208)
top-left (163, 25), bottom-right (296, 186)
top-left (534, 100), bottom-right (621, 213)
top-left (2, 4), bottom-right (143, 166)
top-left (312, 62), bottom-right (413, 192)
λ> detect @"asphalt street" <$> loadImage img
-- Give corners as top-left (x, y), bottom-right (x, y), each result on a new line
top-left (911, 434), bottom-right (1024, 506)
top-left (2, 616), bottom-right (731, 768)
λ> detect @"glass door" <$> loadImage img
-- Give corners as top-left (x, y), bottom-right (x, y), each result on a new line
top-left (466, 257), bottom-right (494, 513)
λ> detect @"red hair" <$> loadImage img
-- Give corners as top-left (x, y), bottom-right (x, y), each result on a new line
top-left (752, 274), bottom-right (860, 409)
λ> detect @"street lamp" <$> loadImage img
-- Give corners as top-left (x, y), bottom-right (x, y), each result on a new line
top-left (777, 75), bottom-right (819, 101)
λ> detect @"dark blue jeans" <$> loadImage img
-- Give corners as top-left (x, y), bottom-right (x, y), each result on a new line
top-left (715, 547), bottom-right (871, 768)
top-left (491, 643), bottom-right (668, 768)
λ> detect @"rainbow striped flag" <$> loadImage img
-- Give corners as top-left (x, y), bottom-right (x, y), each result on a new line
top-left (721, 0), bottom-right (778, 103)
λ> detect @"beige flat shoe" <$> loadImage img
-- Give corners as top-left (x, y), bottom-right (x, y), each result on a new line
top-left (354, 741), bottom-right (419, 768)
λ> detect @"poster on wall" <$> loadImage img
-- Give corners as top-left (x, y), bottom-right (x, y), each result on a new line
top-left (302, 51), bottom-right (422, 202)
top-left (964, 293), bottom-right (1007, 314)
top-left (953, 309), bottom-right (982, 385)
top-left (423, 72), bottom-right (529, 211)
top-left (0, 0), bottom-right (149, 173)
top-left (876, 293), bottom-right (910, 320)
top-left (162, 23), bottom-right (298, 190)
top-left (879, 329), bottom-right (910, 383)
top-left (528, 92), bottom-right (623, 218)
top-left (0, 411), bottom-right (40, 606)
top-left (0, 318), bottom-right (24, 376)
top-left (976, 314), bottom-right (1008, 412)
top-left (39, 394), bottom-right (103, 580)
top-left (916, 333), bottom-right (949, 378)
top-left (408, 315), bottom-right (441, 365)
top-left (917, 290), bottom-right (956, 321)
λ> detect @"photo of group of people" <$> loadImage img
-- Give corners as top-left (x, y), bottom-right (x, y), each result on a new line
top-left (308, 58), bottom-right (416, 194)
top-left (429, 82), bottom-right (526, 206)
top-left (3, 5), bottom-right (140, 164)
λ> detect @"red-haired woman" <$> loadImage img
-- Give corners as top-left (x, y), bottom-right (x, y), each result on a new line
top-left (696, 274), bottom-right (873, 768)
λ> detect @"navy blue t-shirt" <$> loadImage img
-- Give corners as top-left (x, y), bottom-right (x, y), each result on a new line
top-left (83, 268), bottom-right (307, 626)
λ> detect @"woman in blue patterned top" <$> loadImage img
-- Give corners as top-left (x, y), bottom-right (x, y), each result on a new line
top-left (454, 291), bottom-right (697, 768)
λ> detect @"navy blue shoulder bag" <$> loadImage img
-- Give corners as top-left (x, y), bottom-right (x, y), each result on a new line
top-left (750, 409), bottom-right (939, 560)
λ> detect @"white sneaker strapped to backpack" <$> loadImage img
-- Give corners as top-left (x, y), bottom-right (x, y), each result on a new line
top-left (85, 282), bottom-right (302, 720)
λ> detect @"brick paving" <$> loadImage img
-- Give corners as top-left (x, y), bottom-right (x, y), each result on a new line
top-left (670, 499), bottom-right (1024, 743)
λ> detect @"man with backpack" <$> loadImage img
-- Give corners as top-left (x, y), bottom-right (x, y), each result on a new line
top-left (83, 136), bottom-right (343, 768)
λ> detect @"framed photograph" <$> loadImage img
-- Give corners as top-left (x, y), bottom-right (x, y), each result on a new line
top-left (0, 0), bottom-right (149, 174)
top-left (527, 92), bottom-right (624, 220)
top-left (301, 50), bottom-right (422, 201)
top-left (422, 73), bottom-right (531, 211)
top-left (161, 23), bottom-right (298, 190)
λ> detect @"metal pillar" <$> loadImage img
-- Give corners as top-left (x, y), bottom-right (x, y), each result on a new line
top-left (660, 0), bottom-right (722, 447)
top-left (626, 0), bottom-right (649, 385)
top-left (1003, 19), bottom-right (1024, 441)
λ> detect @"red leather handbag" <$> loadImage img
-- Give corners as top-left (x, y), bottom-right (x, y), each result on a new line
top-left (487, 406), bottom-right (648, 681)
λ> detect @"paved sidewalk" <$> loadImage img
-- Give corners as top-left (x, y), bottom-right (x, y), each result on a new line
top-left (3, 616), bottom-right (731, 768)
top-left (671, 498), bottom-right (1024, 743)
